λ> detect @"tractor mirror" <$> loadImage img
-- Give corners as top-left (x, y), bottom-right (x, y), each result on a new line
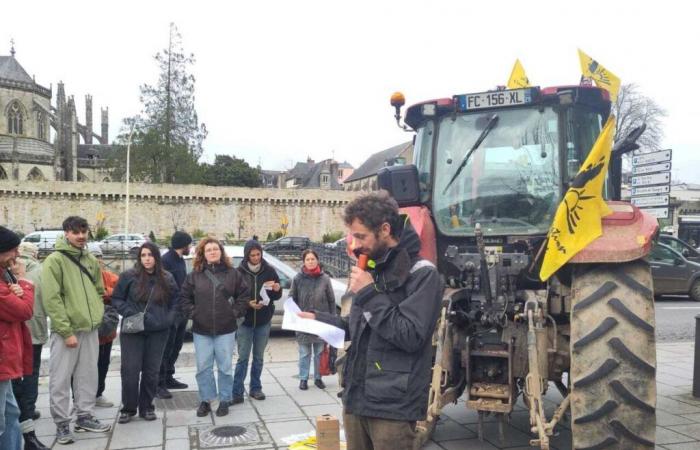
top-left (377, 164), bottom-right (421, 207)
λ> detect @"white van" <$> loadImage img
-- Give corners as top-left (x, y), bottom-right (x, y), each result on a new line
top-left (21, 230), bottom-right (65, 251)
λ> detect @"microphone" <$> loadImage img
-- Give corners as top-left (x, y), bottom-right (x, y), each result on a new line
top-left (357, 254), bottom-right (369, 270)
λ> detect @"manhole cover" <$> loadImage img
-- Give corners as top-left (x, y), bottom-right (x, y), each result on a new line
top-left (190, 422), bottom-right (272, 449)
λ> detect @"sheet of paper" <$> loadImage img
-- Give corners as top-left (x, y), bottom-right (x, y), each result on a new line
top-left (259, 285), bottom-right (271, 306)
top-left (282, 298), bottom-right (345, 348)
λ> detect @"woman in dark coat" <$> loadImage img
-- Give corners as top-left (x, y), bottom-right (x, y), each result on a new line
top-left (180, 238), bottom-right (249, 417)
top-left (289, 249), bottom-right (336, 390)
top-left (112, 242), bottom-right (178, 424)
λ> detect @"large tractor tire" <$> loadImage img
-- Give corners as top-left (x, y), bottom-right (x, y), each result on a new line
top-left (570, 260), bottom-right (656, 449)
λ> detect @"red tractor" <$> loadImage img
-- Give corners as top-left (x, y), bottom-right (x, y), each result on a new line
top-left (378, 85), bottom-right (658, 449)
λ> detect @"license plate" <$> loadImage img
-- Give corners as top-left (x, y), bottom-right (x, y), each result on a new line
top-left (457, 88), bottom-right (533, 110)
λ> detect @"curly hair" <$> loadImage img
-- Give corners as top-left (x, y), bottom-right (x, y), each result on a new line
top-left (192, 237), bottom-right (232, 272)
top-left (343, 190), bottom-right (401, 237)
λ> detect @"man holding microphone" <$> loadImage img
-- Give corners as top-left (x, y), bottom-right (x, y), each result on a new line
top-left (299, 192), bottom-right (442, 450)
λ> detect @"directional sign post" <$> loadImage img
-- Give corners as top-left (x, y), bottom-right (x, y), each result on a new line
top-left (630, 149), bottom-right (672, 220)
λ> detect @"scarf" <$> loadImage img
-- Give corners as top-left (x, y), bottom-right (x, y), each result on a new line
top-left (247, 261), bottom-right (262, 273)
top-left (302, 265), bottom-right (322, 277)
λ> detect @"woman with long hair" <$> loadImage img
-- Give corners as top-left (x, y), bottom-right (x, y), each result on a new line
top-left (111, 242), bottom-right (178, 423)
top-left (289, 249), bottom-right (336, 390)
top-left (180, 238), bottom-right (249, 417)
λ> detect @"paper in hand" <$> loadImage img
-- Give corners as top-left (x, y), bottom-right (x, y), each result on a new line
top-left (259, 286), bottom-right (271, 306)
top-left (282, 298), bottom-right (345, 348)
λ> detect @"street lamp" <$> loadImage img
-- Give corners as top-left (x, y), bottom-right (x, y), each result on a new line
top-left (124, 127), bottom-right (135, 239)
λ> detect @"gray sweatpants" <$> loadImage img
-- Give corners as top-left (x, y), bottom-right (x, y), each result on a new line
top-left (49, 330), bottom-right (98, 424)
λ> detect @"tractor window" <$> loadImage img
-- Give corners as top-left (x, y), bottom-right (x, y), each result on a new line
top-left (434, 106), bottom-right (560, 236)
top-left (564, 108), bottom-right (604, 180)
top-left (413, 121), bottom-right (434, 202)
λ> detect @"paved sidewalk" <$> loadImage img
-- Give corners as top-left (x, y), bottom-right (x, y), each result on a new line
top-left (31, 339), bottom-right (700, 449)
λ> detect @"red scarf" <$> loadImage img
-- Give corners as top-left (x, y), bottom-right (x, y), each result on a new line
top-left (302, 265), bottom-right (322, 277)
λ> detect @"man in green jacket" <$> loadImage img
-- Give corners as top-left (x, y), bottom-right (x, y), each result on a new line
top-left (42, 216), bottom-right (110, 445)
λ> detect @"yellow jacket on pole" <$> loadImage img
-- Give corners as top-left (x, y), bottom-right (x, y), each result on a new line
top-left (540, 115), bottom-right (616, 281)
top-left (578, 49), bottom-right (621, 101)
top-left (507, 59), bottom-right (530, 89)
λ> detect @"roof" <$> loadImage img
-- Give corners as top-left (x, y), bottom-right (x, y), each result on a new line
top-left (344, 141), bottom-right (412, 183)
top-left (300, 159), bottom-right (341, 189)
top-left (338, 161), bottom-right (354, 169)
top-left (286, 162), bottom-right (311, 181)
top-left (0, 55), bottom-right (34, 83)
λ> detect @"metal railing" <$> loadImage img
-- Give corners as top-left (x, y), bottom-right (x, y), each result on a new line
top-left (264, 241), bottom-right (352, 278)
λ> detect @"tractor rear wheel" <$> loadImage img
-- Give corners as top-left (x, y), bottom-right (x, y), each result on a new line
top-left (570, 260), bottom-right (656, 449)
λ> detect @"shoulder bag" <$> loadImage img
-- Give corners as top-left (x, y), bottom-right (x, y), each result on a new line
top-left (121, 285), bottom-right (154, 334)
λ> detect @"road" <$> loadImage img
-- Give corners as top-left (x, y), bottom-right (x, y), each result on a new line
top-left (655, 295), bottom-right (700, 342)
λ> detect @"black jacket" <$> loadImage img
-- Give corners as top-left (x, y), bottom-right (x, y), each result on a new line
top-left (162, 249), bottom-right (187, 289)
top-left (111, 268), bottom-right (179, 333)
top-left (315, 221), bottom-right (442, 421)
top-left (180, 263), bottom-right (249, 336)
top-left (237, 259), bottom-right (282, 327)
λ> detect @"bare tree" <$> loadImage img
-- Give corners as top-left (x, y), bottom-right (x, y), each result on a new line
top-left (612, 83), bottom-right (667, 152)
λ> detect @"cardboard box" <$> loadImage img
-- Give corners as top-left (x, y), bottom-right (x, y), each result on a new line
top-left (316, 414), bottom-right (340, 450)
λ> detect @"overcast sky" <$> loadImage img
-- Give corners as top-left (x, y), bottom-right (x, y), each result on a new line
top-left (2, 1), bottom-right (698, 181)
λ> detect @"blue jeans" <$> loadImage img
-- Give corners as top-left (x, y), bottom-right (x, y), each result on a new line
top-left (193, 332), bottom-right (236, 403)
top-left (0, 380), bottom-right (21, 450)
top-left (232, 323), bottom-right (271, 397)
top-left (298, 342), bottom-right (324, 381)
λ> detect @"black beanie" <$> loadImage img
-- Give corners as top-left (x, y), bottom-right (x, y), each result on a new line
top-left (171, 231), bottom-right (193, 250)
top-left (0, 226), bottom-right (21, 253)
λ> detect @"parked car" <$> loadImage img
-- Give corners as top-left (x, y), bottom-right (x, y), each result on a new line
top-left (100, 233), bottom-right (148, 254)
top-left (658, 234), bottom-right (700, 263)
top-left (21, 229), bottom-right (64, 251)
top-left (648, 243), bottom-right (700, 301)
top-left (324, 237), bottom-right (347, 250)
top-left (179, 245), bottom-right (346, 333)
top-left (263, 236), bottom-right (310, 255)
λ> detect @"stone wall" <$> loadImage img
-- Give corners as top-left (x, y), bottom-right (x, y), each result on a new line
top-left (0, 180), bottom-right (359, 241)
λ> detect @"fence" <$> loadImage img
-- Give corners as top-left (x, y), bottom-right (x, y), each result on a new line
top-left (265, 241), bottom-right (352, 278)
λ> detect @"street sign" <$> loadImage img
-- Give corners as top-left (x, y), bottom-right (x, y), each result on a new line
top-left (631, 172), bottom-right (671, 187)
top-left (632, 149), bottom-right (672, 166)
top-left (632, 185), bottom-right (670, 196)
top-left (631, 195), bottom-right (669, 207)
top-left (640, 207), bottom-right (669, 219)
top-left (632, 162), bottom-right (672, 175)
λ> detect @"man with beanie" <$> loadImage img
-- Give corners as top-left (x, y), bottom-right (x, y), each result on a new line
top-left (0, 226), bottom-right (35, 450)
top-left (11, 243), bottom-right (50, 450)
top-left (42, 216), bottom-right (110, 445)
top-left (157, 231), bottom-right (192, 399)
top-left (232, 240), bottom-right (282, 404)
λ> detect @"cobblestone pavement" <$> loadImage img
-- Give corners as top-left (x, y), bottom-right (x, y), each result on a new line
top-left (31, 338), bottom-right (700, 449)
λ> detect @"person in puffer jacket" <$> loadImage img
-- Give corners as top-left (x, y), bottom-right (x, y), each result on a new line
top-left (0, 226), bottom-right (34, 450)
top-left (231, 240), bottom-right (282, 404)
top-left (180, 238), bottom-right (249, 418)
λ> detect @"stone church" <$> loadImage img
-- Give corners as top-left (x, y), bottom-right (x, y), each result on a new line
top-left (0, 45), bottom-right (112, 182)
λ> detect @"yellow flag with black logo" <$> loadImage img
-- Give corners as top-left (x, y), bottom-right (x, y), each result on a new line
top-left (578, 49), bottom-right (620, 102)
top-left (540, 115), bottom-right (616, 281)
top-left (507, 59), bottom-right (530, 89)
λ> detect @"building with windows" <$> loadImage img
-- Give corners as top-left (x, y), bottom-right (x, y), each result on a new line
top-left (0, 45), bottom-right (112, 182)
top-left (343, 141), bottom-right (413, 191)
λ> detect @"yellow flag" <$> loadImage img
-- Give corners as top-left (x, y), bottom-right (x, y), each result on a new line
top-left (507, 59), bottom-right (530, 89)
top-left (578, 49), bottom-right (621, 101)
top-left (540, 115), bottom-right (616, 281)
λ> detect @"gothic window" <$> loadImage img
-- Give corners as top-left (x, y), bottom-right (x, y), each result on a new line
top-left (37, 111), bottom-right (46, 140)
top-left (27, 167), bottom-right (46, 181)
top-left (7, 101), bottom-right (24, 135)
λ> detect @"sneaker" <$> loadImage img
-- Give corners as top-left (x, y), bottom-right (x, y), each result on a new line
top-left (250, 391), bottom-right (266, 400)
top-left (32, 410), bottom-right (41, 420)
top-left (56, 423), bottom-right (75, 445)
top-left (216, 401), bottom-right (230, 417)
top-left (314, 379), bottom-right (326, 390)
top-left (139, 410), bottom-right (157, 421)
top-left (118, 412), bottom-right (133, 424)
top-left (75, 415), bottom-right (111, 433)
top-left (156, 386), bottom-right (173, 399)
top-left (232, 396), bottom-right (244, 405)
top-left (95, 396), bottom-right (114, 407)
top-left (196, 401), bottom-right (211, 417)
top-left (165, 377), bottom-right (188, 389)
